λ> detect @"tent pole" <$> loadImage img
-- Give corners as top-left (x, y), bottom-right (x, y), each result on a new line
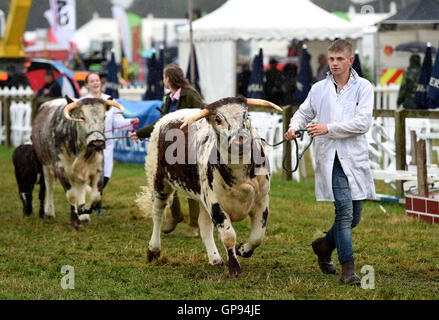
top-left (188, 0), bottom-right (195, 84)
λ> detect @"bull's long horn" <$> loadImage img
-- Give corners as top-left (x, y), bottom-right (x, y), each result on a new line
top-left (179, 109), bottom-right (210, 129)
top-left (63, 100), bottom-right (84, 122)
top-left (105, 100), bottom-right (125, 113)
top-left (246, 98), bottom-right (283, 112)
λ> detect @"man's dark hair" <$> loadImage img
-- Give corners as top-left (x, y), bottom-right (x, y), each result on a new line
top-left (328, 39), bottom-right (353, 57)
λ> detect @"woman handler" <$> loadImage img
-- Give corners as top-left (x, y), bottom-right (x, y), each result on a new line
top-left (129, 64), bottom-right (203, 237)
top-left (82, 72), bottom-right (139, 214)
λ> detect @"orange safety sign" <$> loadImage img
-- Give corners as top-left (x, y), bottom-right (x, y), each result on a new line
top-left (380, 69), bottom-right (405, 86)
top-left (0, 72), bottom-right (8, 81)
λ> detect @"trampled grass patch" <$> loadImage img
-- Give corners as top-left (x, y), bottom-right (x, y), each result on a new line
top-left (0, 146), bottom-right (438, 299)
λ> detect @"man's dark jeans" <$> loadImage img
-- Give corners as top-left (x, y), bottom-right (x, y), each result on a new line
top-left (325, 155), bottom-right (362, 265)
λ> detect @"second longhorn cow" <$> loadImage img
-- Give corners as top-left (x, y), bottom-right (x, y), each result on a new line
top-left (31, 96), bottom-right (124, 229)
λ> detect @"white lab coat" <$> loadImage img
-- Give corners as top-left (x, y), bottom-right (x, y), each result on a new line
top-left (289, 70), bottom-right (376, 201)
top-left (80, 93), bottom-right (133, 178)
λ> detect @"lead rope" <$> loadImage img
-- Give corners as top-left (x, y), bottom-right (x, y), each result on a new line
top-left (256, 129), bottom-right (313, 173)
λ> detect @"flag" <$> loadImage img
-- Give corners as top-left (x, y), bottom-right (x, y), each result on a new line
top-left (427, 49), bottom-right (439, 109)
top-left (246, 48), bottom-right (265, 99)
top-left (414, 46), bottom-right (433, 109)
top-left (105, 51), bottom-right (119, 99)
top-left (127, 12), bottom-right (143, 82)
top-left (44, 0), bottom-right (76, 49)
top-left (112, 5), bottom-right (132, 64)
top-left (296, 46), bottom-right (312, 105)
top-left (353, 52), bottom-right (363, 77)
top-left (143, 49), bottom-right (164, 100)
top-left (186, 46), bottom-right (202, 96)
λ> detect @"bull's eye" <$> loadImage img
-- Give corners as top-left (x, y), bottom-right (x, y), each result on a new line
top-left (215, 115), bottom-right (222, 125)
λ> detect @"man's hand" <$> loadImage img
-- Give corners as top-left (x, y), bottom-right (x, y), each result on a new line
top-left (284, 128), bottom-right (299, 141)
top-left (306, 123), bottom-right (328, 137)
top-left (129, 132), bottom-right (138, 140)
top-left (130, 118), bottom-right (139, 125)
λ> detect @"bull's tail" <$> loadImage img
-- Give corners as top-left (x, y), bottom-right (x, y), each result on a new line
top-left (135, 186), bottom-right (153, 219)
top-left (135, 186), bottom-right (173, 220)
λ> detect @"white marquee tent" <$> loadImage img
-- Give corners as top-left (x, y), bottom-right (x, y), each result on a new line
top-left (177, 0), bottom-right (364, 103)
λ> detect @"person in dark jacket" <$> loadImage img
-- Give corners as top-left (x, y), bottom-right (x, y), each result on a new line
top-left (397, 54), bottom-right (421, 109)
top-left (130, 64), bottom-right (203, 237)
top-left (265, 58), bottom-right (284, 105)
top-left (36, 69), bottom-right (62, 98)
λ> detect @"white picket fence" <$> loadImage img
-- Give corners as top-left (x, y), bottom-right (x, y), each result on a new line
top-left (0, 85), bottom-right (147, 147)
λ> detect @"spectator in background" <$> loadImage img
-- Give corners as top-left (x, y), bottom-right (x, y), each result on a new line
top-left (237, 63), bottom-right (251, 96)
top-left (397, 54), bottom-right (421, 109)
top-left (36, 69), bottom-right (62, 98)
top-left (316, 54), bottom-right (329, 82)
top-left (279, 63), bottom-right (298, 106)
top-left (265, 58), bottom-right (284, 105)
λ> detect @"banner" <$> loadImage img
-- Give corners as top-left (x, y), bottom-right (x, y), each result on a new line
top-left (44, 0), bottom-right (76, 49)
top-left (427, 49), bottom-right (439, 109)
top-left (113, 99), bottom-right (162, 163)
top-left (414, 46), bottom-right (433, 109)
top-left (296, 46), bottom-right (312, 105)
top-left (246, 48), bottom-right (265, 99)
top-left (105, 51), bottom-right (119, 99)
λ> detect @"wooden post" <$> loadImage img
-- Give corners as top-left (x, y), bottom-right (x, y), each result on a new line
top-left (282, 106), bottom-right (293, 181)
top-left (5, 97), bottom-right (11, 148)
top-left (416, 139), bottom-right (428, 195)
top-left (31, 97), bottom-right (38, 124)
top-left (394, 109), bottom-right (406, 197)
top-left (410, 130), bottom-right (417, 165)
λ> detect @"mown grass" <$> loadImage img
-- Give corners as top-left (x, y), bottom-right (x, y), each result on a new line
top-left (0, 146), bottom-right (438, 300)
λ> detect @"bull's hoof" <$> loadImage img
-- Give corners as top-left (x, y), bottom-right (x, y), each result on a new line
top-left (69, 222), bottom-right (81, 231)
top-left (42, 214), bottom-right (55, 219)
top-left (92, 202), bottom-right (103, 216)
top-left (39, 209), bottom-right (45, 219)
top-left (23, 207), bottom-right (32, 217)
top-left (147, 249), bottom-right (160, 262)
top-left (78, 214), bottom-right (91, 224)
top-left (235, 243), bottom-right (254, 258)
top-left (209, 258), bottom-right (225, 267)
top-left (227, 249), bottom-right (242, 277)
top-left (70, 218), bottom-right (81, 231)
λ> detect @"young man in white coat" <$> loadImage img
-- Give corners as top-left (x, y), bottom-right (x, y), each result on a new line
top-left (285, 39), bottom-right (376, 285)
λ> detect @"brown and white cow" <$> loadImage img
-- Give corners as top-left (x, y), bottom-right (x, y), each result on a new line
top-left (31, 97), bottom-right (124, 229)
top-left (136, 97), bottom-right (282, 276)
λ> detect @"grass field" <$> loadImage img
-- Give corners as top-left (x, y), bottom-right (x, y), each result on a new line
top-left (0, 145), bottom-right (438, 300)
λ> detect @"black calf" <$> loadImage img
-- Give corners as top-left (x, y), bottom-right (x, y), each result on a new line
top-left (12, 144), bottom-right (45, 217)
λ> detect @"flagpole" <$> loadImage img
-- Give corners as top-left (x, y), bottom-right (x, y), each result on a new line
top-left (188, 0), bottom-right (195, 85)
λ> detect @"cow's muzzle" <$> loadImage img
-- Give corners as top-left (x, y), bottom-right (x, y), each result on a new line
top-left (88, 139), bottom-right (106, 151)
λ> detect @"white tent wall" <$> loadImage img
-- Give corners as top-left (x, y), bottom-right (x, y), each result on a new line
top-left (177, 0), bottom-right (364, 103)
top-left (178, 40), bottom-right (237, 103)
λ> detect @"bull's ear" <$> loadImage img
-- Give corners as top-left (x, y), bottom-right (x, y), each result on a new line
top-left (65, 95), bottom-right (74, 104)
